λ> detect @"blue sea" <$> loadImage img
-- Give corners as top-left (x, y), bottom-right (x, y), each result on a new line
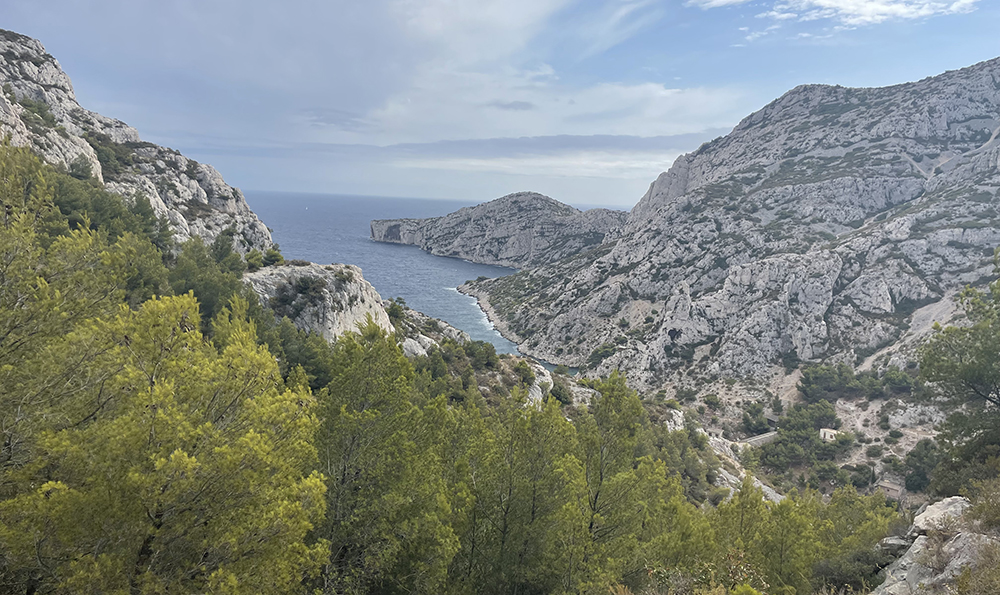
top-left (244, 191), bottom-right (522, 353)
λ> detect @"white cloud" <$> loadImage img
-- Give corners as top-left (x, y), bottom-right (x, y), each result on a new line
top-left (693, 0), bottom-right (978, 27)
top-left (686, 0), bottom-right (753, 8)
top-left (395, 150), bottom-right (686, 179)
top-left (745, 24), bottom-right (783, 41)
top-left (574, 0), bottom-right (667, 57)
top-left (757, 0), bottom-right (979, 25)
top-left (327, 71), bottom-right (746, 145)
top-left (757, 10), bottom-right (799, 19)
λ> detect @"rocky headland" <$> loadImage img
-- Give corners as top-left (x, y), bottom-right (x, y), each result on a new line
top-left (371, 191), bottom-right (627, 268)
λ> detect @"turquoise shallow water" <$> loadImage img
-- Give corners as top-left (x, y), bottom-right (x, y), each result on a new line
top-left (244, 191), bottom-right (521, 354)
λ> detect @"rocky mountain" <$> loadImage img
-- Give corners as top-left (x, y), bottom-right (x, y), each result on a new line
top-left (371, 191), bottom-right (627, 268)
top-left (0, 29), bottom-right (271, 252)
top-left (244, 263), bottom-right (393, 342)
top-left (447, 57), bottom-right (1000, 389)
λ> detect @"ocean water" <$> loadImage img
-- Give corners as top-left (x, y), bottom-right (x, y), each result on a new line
top-left (244, 191), bottom-right (521, 353)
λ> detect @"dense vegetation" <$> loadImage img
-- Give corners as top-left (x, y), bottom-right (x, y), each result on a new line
top-left (1, 141), bottom-right (999, 594)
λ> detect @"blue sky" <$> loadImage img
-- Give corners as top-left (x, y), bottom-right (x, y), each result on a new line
top-left (4, 0), bottom-right (998, 206)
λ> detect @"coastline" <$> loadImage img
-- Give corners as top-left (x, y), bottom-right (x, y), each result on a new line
top-left (456, 283), bottom-right (525, 348)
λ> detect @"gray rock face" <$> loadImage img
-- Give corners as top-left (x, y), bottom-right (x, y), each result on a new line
top-left (371, 191), bottom-right (627, 268)
top-left (0, 29), bottom-right (271, 252)
top-left (464, 56), bottom-right (1000, 387)
top-left (910, 496), bottom-right (972, 536)
top-left (244, 263), bottom-right (392, 342)
top-left (873, 497), bottom-right (994, 595)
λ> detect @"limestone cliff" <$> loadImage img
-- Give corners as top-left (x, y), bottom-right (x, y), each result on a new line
top-left (244, 263), bottom-right (392, 342)
top-left (371, 191), bottom-right (627, 268)
top-left (0, 29), bottom-right (271, 252)
top-left (458, 56), bottom-right (1000, 388)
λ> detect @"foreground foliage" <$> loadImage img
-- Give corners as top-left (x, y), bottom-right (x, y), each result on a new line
top-left (0, 144), bottom-right (904, 594)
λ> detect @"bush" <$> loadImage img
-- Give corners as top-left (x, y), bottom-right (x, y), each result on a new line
top-left (676, 387), bottom-right (698, 402)
top-left (513, 360), bottom-right (535, 387)
top-left (245, 249), bottom-right (264, 271)
top-left (68, 155), bottom-right (92, 180)
top-left (957, 542), bottom-right (1000, 595)
top-left (587, 343), bottom-right (616, 368)
top-left (270, 276), bottom-right (327, 319)
top-left (263, 246), bottom-right (284, 266)
top-left (386, 299), bottom-right (405, 326)
top-left (550, 380), bottom-right (573, 405)
top-left (704, 394), bottom-right (721, 410)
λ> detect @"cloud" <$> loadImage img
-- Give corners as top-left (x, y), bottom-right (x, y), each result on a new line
top-left (744, 25), bottom-right (782, 41)
top-left (396, 150), bottom-right (686, 179)
top-left (697, 0), bottom-right (980, 25)
top-left (757, 10), bottom-right (799, 19)
top-left (3, 0), bottom-right (753, 204)
top-left (686, 0), bottom-right (752, 7)
top-left (575, 0), bottom-right (667, 57)
top-left (776, 0), bottom-right (979, 24)
top-left (691, 0), bottom-right (978, 29)
top-left (488, 101), bottom-right (537, 111)
top-left (350, 74), bottom-right (746, 145)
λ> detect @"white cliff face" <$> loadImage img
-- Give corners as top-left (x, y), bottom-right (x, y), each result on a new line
top-left (244, 263), bottom-right (393, 342)
top-left (461, 56), bottom-right (1000, 388)
top-left (0, 29), bottom-right (272, 253)
top-left (371, 191), bottom-right (627, 268)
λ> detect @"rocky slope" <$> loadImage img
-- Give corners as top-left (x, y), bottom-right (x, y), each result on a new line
top-left (456, 56), bottom-right (1000, 388)
top-left (0, 29), bottom-right (271, 252)
top-left (371, 191), bottom-right (627, 268)
top-left (873, 497), bottom-right (995, 594)
top-left (244, 263), bottom-right (393, 342)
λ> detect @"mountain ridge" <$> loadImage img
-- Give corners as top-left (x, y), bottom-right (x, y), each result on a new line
top-left (407, 55), bottom-right (1000, 390)
top-left (0, 29), bottom-right (272, 253)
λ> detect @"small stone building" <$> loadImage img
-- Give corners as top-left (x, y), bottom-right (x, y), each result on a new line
top-left (877, 477), bottom-right (906, 500)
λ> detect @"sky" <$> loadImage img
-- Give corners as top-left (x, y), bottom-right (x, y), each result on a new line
top-left (4, 0), bottom-right (998, 207)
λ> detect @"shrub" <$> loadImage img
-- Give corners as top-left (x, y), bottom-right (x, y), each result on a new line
top-left (270, 276), bottom-right (327, 319)
top-left (587, 343), bottom-right (616, 368)
top-left (676, 387), bottom-right (698, 402)
top-left (263, 246), bottom-right (284, 266)
top-left (513, 360), bottom-right (535, 387)
top-left (386, 299), bottom-right (405, 327)
top-left (245, 249), bottom-right (264, 272)
top-left (550, 380), bottom-right (573, 405)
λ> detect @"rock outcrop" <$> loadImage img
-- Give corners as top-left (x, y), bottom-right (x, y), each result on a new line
top-left (0, 29), bottom-right (271, 252)
top-left (371, 191), bottom-right (627, 268)
top-left (391, 301), bottom-right (471, 358)
top-left (452, 56), bottom-right (1000, 388)
top-left (244, 263), bottom-right (392, 342)
top-left (873, 497), bottom-right (994, 594)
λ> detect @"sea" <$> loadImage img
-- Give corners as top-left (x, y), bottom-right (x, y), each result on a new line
top-left (244, 191), bottom-right (522, 353)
